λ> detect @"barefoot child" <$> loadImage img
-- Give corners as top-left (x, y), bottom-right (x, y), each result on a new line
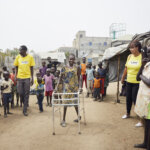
top-left (43, 68), bottom-right (54, 107)
top-left (36, 77), bottom-right (44, 112)
top-left (1, 71), bottom-right (13, 118)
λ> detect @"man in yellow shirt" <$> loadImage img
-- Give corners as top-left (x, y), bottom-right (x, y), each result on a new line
top-left (14, 45), bottom-right (35, 116)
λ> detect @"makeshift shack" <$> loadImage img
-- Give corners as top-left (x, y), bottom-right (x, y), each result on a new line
top-left (102, 44), bottom-right (130, 82)
top-left (102, 31), bottom-right (150, 103)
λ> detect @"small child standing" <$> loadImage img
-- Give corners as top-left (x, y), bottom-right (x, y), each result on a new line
top-left (93, 72), bottom-right (101, 102)
top-left (92, 65), bottom-right (96, 78)
top-left (98, 62), bottom-right (106, 100)
top-left (1, 71), bottom-right (13, 118)
top-left (39, 61), bottom-right (47, 78)
top-left (36, 77), bottom-right (44, 112)
top-left (54, 70), bottom-right (62, 91)
top-left (86, 63), bottom-right (94, 97)
top-left (43, 68), bottom-right (54, 107)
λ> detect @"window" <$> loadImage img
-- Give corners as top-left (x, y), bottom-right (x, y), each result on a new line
top-left (104, 42), bottom-right (107, 46)
top-left (80, 34), bottom-right (83, 38)
top-left (81, 44), bottom-right (84, 47)
top-left (89, 42), bottom-right (92, 46)
top-left (99, 43), bottom-right (101, 46)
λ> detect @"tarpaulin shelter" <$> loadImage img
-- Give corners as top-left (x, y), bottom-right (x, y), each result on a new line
top-left (102, 44), bottom-right (130, 82)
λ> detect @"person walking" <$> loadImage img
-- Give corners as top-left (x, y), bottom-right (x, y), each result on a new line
top-left (14, 45), bottom-right (35, 116)
top-left (59, 53), bottom-right (80, 127)
top-left (121, 41), bottom-right (142, 119)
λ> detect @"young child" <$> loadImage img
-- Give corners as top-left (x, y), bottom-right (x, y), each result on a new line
top-left (92, 65), bottom-right (96, 77)
top-left (86, 62), bottom-right (94, 97)
top-left (1, 71), bottom-right (13, 118)
top-left (53, 70), bottom-right (63, 103)
top-left (51, 66), bottom-right (56, 76)
top-left (43, 68), bottom-right (54, 107)
top-left (31, 72), bottom-right (41, 104)
top-left (10, 67), bottom-right (19, 107)
top-left (98, 62), bottom-right (106, 100)
top-left (36, 77), bottom-right (44, 112)
top-left (93, 72), bottom-right (101, 102)
top-left (39, 61), bottom-right (47, 78)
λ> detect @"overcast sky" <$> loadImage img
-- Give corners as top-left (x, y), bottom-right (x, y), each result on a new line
top-left (0, 0), bottom-right (150, 52)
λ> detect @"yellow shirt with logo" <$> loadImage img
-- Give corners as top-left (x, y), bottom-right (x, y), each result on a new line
top-left (125, 54), bottom-right (142, 83)
top-left (14, 54), bottom-right (35, 79)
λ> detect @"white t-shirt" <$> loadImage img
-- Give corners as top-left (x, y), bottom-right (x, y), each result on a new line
top-left (2, 79), bottom-right (13, 93)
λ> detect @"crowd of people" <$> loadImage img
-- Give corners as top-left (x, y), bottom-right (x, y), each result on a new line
top-left (0, 45), bottom-right (109, 120)
top-left (1, 41), bottom-right (150, 149)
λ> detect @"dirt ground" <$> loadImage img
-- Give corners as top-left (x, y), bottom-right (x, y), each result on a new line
top-left (0, 82), bottom-right (144, 150)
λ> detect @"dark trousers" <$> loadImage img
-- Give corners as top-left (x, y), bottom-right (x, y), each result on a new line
top-left (37, 95), bottom-right (44, 111)
top-left (3, 93), bottom-right (11, 113)
top-left (94, 88), bottom-right (100, 99)
top-left (17, 78), bottom-right (30, 113)
top-left (11, 86), bottom-right (19, 106)
top-left (126, 82), bottom-right (139, 114)
top-left (104, 87), bottom-right (107, 96)
top-left (143, 119), bottom-right (150, 150)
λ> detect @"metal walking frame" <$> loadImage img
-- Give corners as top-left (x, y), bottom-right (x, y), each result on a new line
top-left (52, 90), bottom-right (86, 135)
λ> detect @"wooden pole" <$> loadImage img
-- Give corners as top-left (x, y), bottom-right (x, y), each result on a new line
top-left (116, 55), bottom-right (120, 103)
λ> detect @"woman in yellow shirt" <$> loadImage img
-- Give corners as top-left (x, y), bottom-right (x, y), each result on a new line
top-left (121, 41), bottom-right (142, 119)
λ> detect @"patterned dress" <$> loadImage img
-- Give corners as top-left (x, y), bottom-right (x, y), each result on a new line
top-left (134, 62), bottom-right (150, 119)
top-left (61, 65), bottom-right (79, 104)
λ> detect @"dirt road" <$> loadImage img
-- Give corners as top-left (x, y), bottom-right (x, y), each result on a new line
top-left (0, 82), bottom-right (144, 150)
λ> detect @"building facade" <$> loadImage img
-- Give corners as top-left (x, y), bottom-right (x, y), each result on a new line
top-left (73, 31), bottom-right (112, 58)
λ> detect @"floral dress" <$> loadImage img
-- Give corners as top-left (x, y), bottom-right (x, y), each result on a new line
top-left (61, 65), bottom-right (79, 104)
top-left (134, 62), bottom-right (150, 119)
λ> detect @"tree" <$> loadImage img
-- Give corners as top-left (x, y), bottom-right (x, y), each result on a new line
top-left (65, 52), bottom-right (70, 59)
